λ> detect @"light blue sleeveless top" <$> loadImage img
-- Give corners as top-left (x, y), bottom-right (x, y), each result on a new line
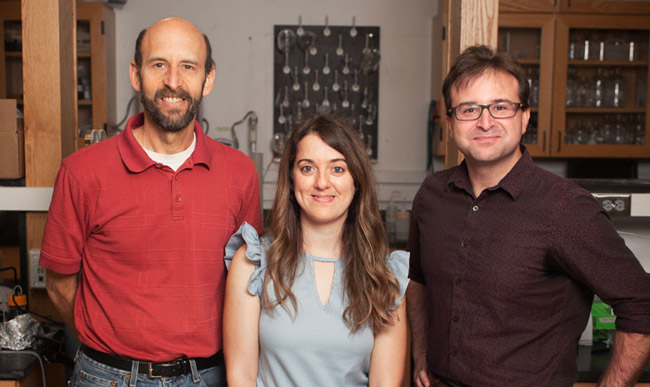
top-left (225, 222), bottom-right (409, 387)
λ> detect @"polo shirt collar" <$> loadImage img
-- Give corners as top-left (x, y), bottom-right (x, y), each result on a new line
top-left (447, 145), bottom-right (532, 201)
top-left (117, 113), bottom-right (212, 173)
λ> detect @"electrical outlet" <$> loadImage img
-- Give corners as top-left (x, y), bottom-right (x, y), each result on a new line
top-left (29, 249), bottom-right (47, 289)
top-left (593, 194), bottom-right (631, 217)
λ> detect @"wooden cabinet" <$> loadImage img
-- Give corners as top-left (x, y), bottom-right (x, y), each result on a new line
top-left (500, 0), bottom-right (650, 14)
top-left (497, 13), bottom-right (555, 157)
top-left (0, 2), bottom-right (21, 102)
top-left (76, 2), bottom-right (115, 148)
top-left (500, 0), bottom-right (558, 13)
top-left (0, 1), bottom-right (114, 150)
top-left (552, 14), bottom-right (649, 157)
top-left (559, 0), bottom-right (650, 14)
top-left (498, 6), bottom-right (650, 158)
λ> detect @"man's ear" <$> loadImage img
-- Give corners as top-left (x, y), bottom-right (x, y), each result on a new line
top-left (202, 65), bottom-right (216, 97)
top-left (446, 116), bottom-right (454, 140)
top-left (129, 60), bottom-right (141, 92)
top-left (520, 107), bottom-right (530, 136)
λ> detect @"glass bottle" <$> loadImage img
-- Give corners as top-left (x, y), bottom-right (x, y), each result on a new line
top-left (634, 114), bottom-right (646, 145)
top-left (605, 33), bottom-right (627, 61)
top-left (566, 68), bottom-right (578, 107)
top-left (527, 67), bottom-right (540, 107)
top-left (589, 68), bottom-right (605, 107)
top-left (576, 74), bottom-right (589, 107)
top-left (590, 31), bottom-right (605, 61)
top-left (605, 68), bottom-right (626, 107)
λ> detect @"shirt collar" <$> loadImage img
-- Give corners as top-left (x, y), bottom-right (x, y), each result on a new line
top-left (447, 145), bottom-right (532, 201)
top-left (117, 113), bottom-right (212, 173)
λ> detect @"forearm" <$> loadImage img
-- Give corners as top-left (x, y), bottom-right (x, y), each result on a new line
top-left (406, 281), bottom-right (429, 361)
top-left (598, 331), bottom-right (650, 387)
top-left (45, 270), bottom-right (79, 337)
top-left (224, 246), bottom-right (260, 387)
top-left (369, 301), bottom-right (407, 387)
top-left (406, 281), bottom-right (433, 387)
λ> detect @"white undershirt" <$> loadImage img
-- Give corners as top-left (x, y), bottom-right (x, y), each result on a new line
top-left (142, 133), bottom-right (196, 171)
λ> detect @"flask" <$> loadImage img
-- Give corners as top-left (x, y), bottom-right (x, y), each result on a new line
top-left (385, 192), bottom-right (400, 245)
top-left (395, 204), bottom-right (410, 244)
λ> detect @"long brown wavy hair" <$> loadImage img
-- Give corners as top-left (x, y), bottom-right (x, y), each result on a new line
top-left (265, 113), bottom-right (400, 333)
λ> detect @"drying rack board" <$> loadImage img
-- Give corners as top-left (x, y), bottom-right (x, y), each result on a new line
top-left (273, 24), bottom-right (380, 159)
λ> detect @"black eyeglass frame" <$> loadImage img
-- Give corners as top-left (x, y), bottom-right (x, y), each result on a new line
top-left (446, 101), bottom-right (528, 121)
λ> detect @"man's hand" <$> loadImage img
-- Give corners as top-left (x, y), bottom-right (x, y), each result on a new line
top-left (412, 355), bottom-right (433, 387)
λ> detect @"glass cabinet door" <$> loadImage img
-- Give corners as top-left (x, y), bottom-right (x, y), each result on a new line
top-left (0, 2), bottom-right (22, 103)
top-left (553, 14), bottom-right (649, 157)
top-left (498, 13), bottom-right (555, 156)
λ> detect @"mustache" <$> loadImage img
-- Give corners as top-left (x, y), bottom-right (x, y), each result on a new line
top-left (153, 88), bottom-right (192, 102)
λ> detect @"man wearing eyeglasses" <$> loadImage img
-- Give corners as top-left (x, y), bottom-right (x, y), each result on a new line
top-left (406, 45), bottom-right (650, 387)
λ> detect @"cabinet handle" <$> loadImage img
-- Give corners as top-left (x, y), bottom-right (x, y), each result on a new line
top-left (557, 131), bottom-right (562, 153)
top-left (542, 131), bottom-right (547, 152)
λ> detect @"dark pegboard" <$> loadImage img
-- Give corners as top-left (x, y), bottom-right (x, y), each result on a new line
top-left (273, 24), bottom-right (380, 159)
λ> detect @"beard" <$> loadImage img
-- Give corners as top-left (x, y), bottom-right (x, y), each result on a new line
top-left (140, 86), bottom-right (203, 133)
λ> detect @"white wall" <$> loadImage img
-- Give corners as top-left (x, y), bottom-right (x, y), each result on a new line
top-left (110, 0), bottom-right (439, 208)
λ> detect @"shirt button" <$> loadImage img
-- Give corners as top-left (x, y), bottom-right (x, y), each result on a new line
top-left (453, 315), bottom-right (459, 322)
top-left (175, 195), bottom-right (182, 202)
top-left (174, 175), bottom-right (179, 181)
top-left (456, 278), bottom-right (462, 285)
top-left (472, 205), bottom-right (479, 212)
top-left (460, 241), bottom-right (467, 248)
top-left (451, 349), bottom-right (457, 356)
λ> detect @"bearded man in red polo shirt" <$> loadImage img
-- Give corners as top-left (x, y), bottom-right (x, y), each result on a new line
top-left (40, 17), bottom-right (262, 387)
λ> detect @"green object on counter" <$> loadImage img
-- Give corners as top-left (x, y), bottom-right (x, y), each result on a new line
top-left (592, 301), bottom-right (616, 330)
top-left (592, 300), bottom-right (616, 349)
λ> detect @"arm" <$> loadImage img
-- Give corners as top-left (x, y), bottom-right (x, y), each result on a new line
top-left (238, 160), bottom-right (263, 233)
top-left (369, 299), bottom-right (407, 387)
top-left (45, 269), bottom-right (79, 338)
top-left (406, 281), bottom-right (432, 387)
top-left (598, 331), bottom-right (650, 387)
top-left (223, 245), bottom-right (260, 387)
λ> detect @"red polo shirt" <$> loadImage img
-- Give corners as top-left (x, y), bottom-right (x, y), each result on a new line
top-left (40, 113), bottom-right (262, 361)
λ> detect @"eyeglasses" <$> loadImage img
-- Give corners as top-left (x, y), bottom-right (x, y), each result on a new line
top-left (447, 101), bottom-right (527, 121)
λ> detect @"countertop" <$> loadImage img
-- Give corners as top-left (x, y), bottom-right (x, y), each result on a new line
top-left (0, 352), bottom-right (38, 380)
top-left (573, 179), bottom-right (650, 193)
top-left (577, 345), bottom-right (650, 382)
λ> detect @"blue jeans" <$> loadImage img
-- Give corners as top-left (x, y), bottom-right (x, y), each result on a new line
top-left (69, 351), bottom-right (226, 387)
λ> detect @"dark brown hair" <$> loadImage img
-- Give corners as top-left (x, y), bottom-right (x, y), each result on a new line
top-left (134, 26), bottom-right (214, 74)
top-left (442, 45), bottom-right (529, 114)
top-left (266, 113), bottom-right (400, 333)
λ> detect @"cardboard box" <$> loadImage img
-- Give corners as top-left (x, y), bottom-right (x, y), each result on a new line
top-left (0, 99), bottom-right (24, 179)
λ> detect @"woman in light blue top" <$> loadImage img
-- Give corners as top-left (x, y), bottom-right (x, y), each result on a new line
top-left (223, 114), bottom-right (409, 387)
